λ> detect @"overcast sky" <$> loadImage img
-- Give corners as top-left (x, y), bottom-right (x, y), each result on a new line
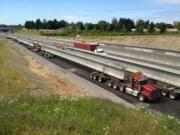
top-left (0, 0), bottom-right (180, 25)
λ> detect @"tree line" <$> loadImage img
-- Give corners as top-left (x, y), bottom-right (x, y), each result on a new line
top-left (24, 18), bottom-right (180, 33)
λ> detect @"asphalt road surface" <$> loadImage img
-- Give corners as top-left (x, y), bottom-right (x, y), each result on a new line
top-left (44, 53), bottom-right (180, 118)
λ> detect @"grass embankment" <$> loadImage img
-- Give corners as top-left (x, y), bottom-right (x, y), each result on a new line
top-left (15, 29), bottom-right (41, 36)
top-left (0, 39), bottom-right (180, 135)
top-left (16, 28), bottom-right (180, 37)
top-left (0, 39), bottom-right (32, 96)
top-left (1, 96), bottom-right (180, 135)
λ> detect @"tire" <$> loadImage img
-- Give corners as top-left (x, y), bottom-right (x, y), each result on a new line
top-left (169, 92), bottom-right (177, 100)
top-left (161, 90), bottom-right (168, 97)
top-left (113, 84), bottom-right (117, 90)
top-left (98, 78), bottom-right (102, 83)
top-left (138, 94), bottom-right (145, 102)
top-left (93, 76), bottom-right (97, 80)
top-left (119, 86), bottom-right (125, 92)
top-left (107, 82), bottom-right (112, 87)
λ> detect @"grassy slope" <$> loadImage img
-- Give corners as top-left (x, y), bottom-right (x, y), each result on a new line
top-left (0, 38), bottom-right (180, 135)
top-left (0, 39), bottom-right (33, 96)
top-left (15, 29), bottom-right (41, 36)
top-left (1, 96), bottom-right (180, 135)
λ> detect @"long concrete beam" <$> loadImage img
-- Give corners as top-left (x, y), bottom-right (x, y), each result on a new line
top-left (63, 48), bottom-right (180, 87)
top-left (42, 47), bottom-right (125, 79)
top-left (35, 41), bottom-right (180, 87)
top-left (7, 35), bottom-right (180, 87)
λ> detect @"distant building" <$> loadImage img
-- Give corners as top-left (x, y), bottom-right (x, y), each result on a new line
top-left (166, 28), bottom-right (178, 32)
top-left (173, 21), bottom-right (180, 27)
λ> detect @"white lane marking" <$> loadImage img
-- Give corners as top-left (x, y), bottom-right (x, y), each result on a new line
top-left (125, 47), bottom-right (153, 53)
top-left (165, 52), bottom-right (180, 57)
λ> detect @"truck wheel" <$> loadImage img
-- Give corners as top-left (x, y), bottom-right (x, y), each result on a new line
top-left (119, 86), bottom-right (125, 92)
top-left (169, 92), bottom-right (177, 100)
top-left (138, 94), bottom-right (145, 102)
top-left (98, 78), bottom-right (103, 83)
top-left (93, 76), bottom-right (97, 80)
top-left (107, 82), bottom-right (112, 87)
top-left (161, 90), bottom-right (168, 97)
top-left (113, 84), bottom-right (117, 90)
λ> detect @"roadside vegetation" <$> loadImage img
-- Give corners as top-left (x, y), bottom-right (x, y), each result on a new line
top-left (0, 39), bottom-right (180, 135)
top-left (23, 18), bottom-right (180, 37)
top-left (0, 39), bottom-right (33, 96)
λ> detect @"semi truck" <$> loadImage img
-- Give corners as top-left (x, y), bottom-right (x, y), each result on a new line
top-left (32, 42), bottom-right (54, 58)
top-left (18, 38), bottom-right (178, 101)
top-left (32, 42), bottom-right (41, 52)
top-left (74, 41), bottom-right (106, 54)
top-left (90, 71), bottom-right (161, 102)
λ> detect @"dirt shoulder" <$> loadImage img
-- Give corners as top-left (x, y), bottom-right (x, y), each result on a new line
top-left (6, 39), bottom-right (133, 107)
top-left (6, 39), bottom-right (87, 97)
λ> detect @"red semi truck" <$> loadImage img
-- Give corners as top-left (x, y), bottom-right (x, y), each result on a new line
top-left (90, 71), bottom-right (160, 102)
top-left (74, 41), bottom-right (98, 51)
top-left (74, 41), bottom-right (106, 54)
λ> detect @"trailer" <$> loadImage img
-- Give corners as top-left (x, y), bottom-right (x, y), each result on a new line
top-left (74, 41), bottom-right (98, 51)
top-left (74, 41), bottom-right (106, 54)
top-left (90, 71), bottom-right (161, 102)
top-left (159, 85), bottom-right (180, 100)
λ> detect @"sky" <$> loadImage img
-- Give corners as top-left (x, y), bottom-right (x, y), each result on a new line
top-left (0, 0), bottom-right (180, 25)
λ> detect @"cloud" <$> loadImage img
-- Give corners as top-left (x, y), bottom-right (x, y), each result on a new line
top-left (152, 0), bottom-right (180, 4)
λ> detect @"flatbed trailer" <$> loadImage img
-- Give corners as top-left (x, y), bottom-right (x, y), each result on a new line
top-left (90, 71), bottom-right (161, 102)
top-left (160, 84), bottom-right (180, 100)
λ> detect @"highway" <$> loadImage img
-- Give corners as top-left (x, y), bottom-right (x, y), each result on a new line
top-left (14, 34), bottom-right (180, 68)
top-left (9, 35), bottom-right (180, 87)
top-left (8, 38), bottom-right (180, 118)
top-left (102, 45), bottom-right (180, 67)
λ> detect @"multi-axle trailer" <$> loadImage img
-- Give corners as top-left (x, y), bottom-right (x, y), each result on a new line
top-left (8, 36), bottom-right (180, 101)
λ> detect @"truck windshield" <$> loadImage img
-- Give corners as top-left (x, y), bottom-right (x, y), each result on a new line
top-left (139, 79), bottom-right (149, 85)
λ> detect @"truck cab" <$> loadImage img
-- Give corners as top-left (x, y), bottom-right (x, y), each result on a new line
top-left (122, 72), bottom-right (160, 102)
top-left (94, 48), bottom-right (107, 55)
top-left (32, 42), bottom-right (41, 52)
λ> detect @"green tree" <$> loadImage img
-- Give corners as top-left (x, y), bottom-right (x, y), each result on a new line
top-left (107, 23), bottom-right (114, 31)
top-left (144, 20), bottom-right (150, 29)
top-left (147, 22), bottom-right (155, 33)
top-left (76, 21), bottom-right (84, 30)
top-left (58, 20), bottom-right (67, 28)
top-left (156, 23), bottom-right (166, 33)
top-left (42, 19), bottom-right (47, 29)
top-left (24, 21), bottom-right (35, 29)
top-left (98, 20), bottom-right (108, 31)
top-left (94, 24), bottom-right (100, 30)
top-left (52, 19), bottom-right (59, 29)
top-left (125, 18), bottom-right (135, 32)
top-left (46, 20), bottom-right (54, 29)
top-left (35, 19), bottom-right (43, 30)
top-left (176, 23), bottom-right (180, 31)
top-left (84, 23), bottom-right (94, 30)
top-left (118, 18), bottom-right (134, 32)
top-left (136, 19), bottom-right (145, 33)
top-left (111, 18), bottom-right (118, 31)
